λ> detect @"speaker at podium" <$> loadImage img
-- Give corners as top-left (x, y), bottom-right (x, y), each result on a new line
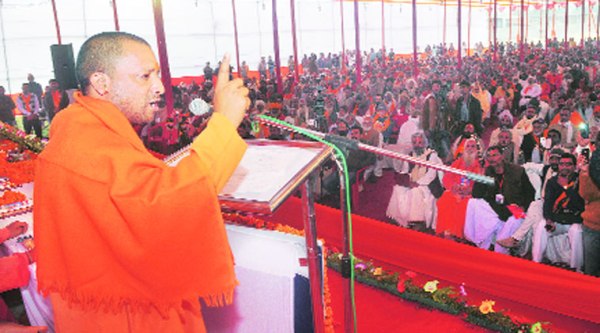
top-left (202, 224), bottom-right (322, 333)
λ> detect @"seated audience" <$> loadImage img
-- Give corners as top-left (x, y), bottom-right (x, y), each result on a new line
top-left (532, 153), bottom-right (585, 270)
top-left (579, 140), bottom-right (600, 277)
top-left (436, 138), bottom-right (483, 238)
top-left (386, 132), bottom-right (443, 230)
top-left (464, 146), bottom-right (535, 253)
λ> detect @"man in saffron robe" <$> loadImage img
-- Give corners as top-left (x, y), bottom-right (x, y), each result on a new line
top-left (34, 32), bottom-right (249, 332)
top-left (436, 138), bottom-right (482, 238)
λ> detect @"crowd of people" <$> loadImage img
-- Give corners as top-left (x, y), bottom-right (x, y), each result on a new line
top-left (4, 38), bottom-right (600, 285)
top-left (156, 39), bottom-right (600, 276)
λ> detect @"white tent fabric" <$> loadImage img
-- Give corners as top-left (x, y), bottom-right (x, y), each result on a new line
top-left (0, 0), bottom-right (587, 93)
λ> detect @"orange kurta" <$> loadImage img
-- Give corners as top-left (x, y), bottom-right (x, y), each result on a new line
top-left (436, 159), bottom-right (482, 238)
top-left (34, 92), bottom-right (247, 332)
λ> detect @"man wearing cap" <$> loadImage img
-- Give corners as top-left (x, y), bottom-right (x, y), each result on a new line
top-left (520, 76), bottom-right (542, 107)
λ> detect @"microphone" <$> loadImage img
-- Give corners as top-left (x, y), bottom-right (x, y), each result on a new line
top-left (257, 115), bottom-right (495, 185)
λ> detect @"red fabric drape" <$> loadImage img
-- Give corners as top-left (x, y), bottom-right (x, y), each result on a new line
top-left (266, 196), bottom-right (600, 324)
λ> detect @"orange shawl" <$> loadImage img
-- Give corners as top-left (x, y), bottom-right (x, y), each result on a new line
top-left (34, 92), bottom-right (246, 316)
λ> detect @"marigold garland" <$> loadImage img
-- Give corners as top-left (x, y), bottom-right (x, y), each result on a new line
top-left (327, 251), bottom-right (551, 333)
top-left (0, 190), bottom-right (26, 206)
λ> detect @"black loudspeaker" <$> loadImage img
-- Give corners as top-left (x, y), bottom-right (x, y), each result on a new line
top-left (50, 44), bottom-right (78, 90)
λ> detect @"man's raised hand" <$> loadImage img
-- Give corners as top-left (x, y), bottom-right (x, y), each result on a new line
top-left (213, 54), bottom-right (250, 128)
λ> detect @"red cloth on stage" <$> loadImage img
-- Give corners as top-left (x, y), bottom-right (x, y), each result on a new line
top-left (266, 197), bottom-right (600, 325)
top-left (435, 158), bottom-right (482, 238)
top-left (34, 92), bottom-right (246, 331)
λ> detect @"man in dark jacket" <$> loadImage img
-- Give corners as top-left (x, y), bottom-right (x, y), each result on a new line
top-left (532, 153), bottom-right (585, 270)
top-left (452, 81), bottom-right (483, 137)
top-left (464, 145), bottom-right (535, 254)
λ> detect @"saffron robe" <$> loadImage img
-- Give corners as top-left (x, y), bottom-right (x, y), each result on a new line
top-left (34, 92), bottom-right (246, 332)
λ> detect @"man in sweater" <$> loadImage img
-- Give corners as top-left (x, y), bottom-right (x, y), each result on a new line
top-left (532, 153), bottom-right (585, 270)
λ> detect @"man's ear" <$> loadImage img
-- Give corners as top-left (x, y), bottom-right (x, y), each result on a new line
top-left (89, 72), bottom-right (111, 98)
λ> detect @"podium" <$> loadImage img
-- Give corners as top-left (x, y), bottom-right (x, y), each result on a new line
top-left (166, 139), bottom-right (333, 332)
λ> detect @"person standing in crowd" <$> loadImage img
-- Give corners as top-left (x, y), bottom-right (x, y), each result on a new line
top-left (43, 79), bottom-right (69, 123)
top-left (579, 136), bottom-right (600, 277)
top-left (452, 81), bottom-right (483, 137)
top-left (34, 32), bottom-right (249, 332)
top-left (27, 73), bottom-right (43, 106)
top-left (0, 85), bottom-right (16, 126)
top-left (16, 82), bottom-right (42, 138)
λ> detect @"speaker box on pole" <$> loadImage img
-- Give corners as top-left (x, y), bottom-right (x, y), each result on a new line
top-left (50, 44), bottom-right (78, 90)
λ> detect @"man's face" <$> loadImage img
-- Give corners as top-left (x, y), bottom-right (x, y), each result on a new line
top-left (558, 157), bottom-right (575, 177)
top-left (548, 154), bottom-right (560, 171)
top-left (548, 131), bottom-right (561, 145)
top-left (460, 85), bottom-right (470, 96)
top-left (107, 41), bottom-right (165, 124)
top-left (362, 117), bottom-right (373, 130)
top-left (486, 149), bottom-right (504, 167)
top-left (21, 84), bottom-right (29, 94)
top-left (432, 83), bottom-right (441, 93)
top-left (499, 115), bottom-right (512, 127)
top-left (464, 140), bottom-right (478, 155)
top-left (525, 107), bottom-right (537, 119)
top-left (50, 81), bottom-right (60, 91)
top-left (463, 123), bottom-right (475, 136)
top-left (411, 135), bottom-right (426, 154)
top-left (559, 109), bottom-right (571, 123)
top-left (349, 128), bottom-right (361, 140)
top-left (498, 131), bottom-right (512, 147)
top-left (337, 121), bottom-right (348, 133)
top-left (533, 121), bottom-right (544, 134)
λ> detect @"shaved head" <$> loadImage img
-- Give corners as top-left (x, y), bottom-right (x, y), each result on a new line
top-left (76, 31), bottom-right (150, 95)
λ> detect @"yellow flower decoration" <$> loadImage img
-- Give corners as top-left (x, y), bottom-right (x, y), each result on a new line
top-left (530, 322), bottom-right (542, 333)
top-left (479, 300), bottom-right (496, 314)
top-left (423, 280), bottom-right (439, 293)
top-left (373, 267), bottom-right (383, 276)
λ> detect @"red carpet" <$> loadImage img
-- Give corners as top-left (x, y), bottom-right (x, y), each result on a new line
top-left (265, 196), bottom-right (600, 333)
top-left (328, 270), bottom-right (489, 333)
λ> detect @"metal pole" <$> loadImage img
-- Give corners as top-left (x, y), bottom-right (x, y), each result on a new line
top-left (50, 0), bottom-right (62, 44)
top-left (340, 0), bottom-right (347, 72)
top-left (597, 0), bottom-right (600, 46)
top-left (520, 0), bottom-right (525, 62)
top-left (290, 0), bottom-right (300, 82)
top-left (271, 0), bottom-right (283, 94)
top-left (443, 0), bottom-right (447, 47)
top-left (151, 0), bottom-right (174, 116)
top-left (412, 0), bottom-right (418, 77)
top-left (382, 0), bottom-right (385, 53)
top-left (301, 178), bottom-right (325, 333)
top-left (112, 0), bottom-right (120, 31)
top-left (353, 0), bottom-right (362, 86)
top-left (0, 1), bottom-right (11, 93)
top-left (468, 0), bottom-right (471, 56)
top-left (334, 163), bottom-right (354, 333)
top-left (546, 0), bottom-right (550, 49)
top-left (258, 116), bottom-right (495, 184)
top-left (565, 0), bottom-right (570, 48)
top-left (509, 0), bottom-right (513, 41)
top-left (494, 0), bottom-right (498, 62)
top-left (458, 0), bottom-right (462, 70)
top-left (231, 0), bottom-right (241, 78)
top-left (82, 0), bottom-right (87, 37)
top-left (582, 0), bottom-right (586, 47)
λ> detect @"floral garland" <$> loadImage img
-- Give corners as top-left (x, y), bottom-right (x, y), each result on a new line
top-left (222, 212), bottom-right (335, 333)
top-left (0, 122), bottom-right (46, 153)
top-left (0, 190), bottom-right (26, 206)
top-left (327, 252), bottom-right (549, 333)
top-left (0, 149), bottom-right (36, 185)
